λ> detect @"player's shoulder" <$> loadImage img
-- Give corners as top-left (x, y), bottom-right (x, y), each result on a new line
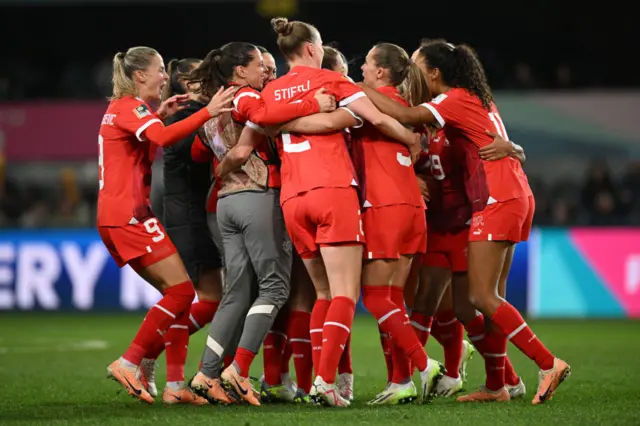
top-left (233, 86), bottom-right (261, 106)
top-left (111, 96), bottom-right (152, 118)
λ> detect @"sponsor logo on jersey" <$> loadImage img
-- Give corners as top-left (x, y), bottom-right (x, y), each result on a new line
top-left (133, 104), bottom-right (151, 119)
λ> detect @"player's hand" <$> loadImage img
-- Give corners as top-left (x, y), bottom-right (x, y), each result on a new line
top-left (416, 175), bottom-right (430, 202)
top-left (314, 88), bottom-right (336, 113)
top-left (409, 132), bottom-right (422, 163)
top-left (206, 86), bottom-right (238, 118)
top-left (157, 94), bottom-right (190, 119)
top-left (479, 130), bottom-right (513, 161)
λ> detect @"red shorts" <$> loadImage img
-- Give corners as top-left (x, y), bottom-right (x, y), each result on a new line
top-left (363, 204), bottom-right (426, 259)
top-left (98, 217), bottom-right (177, 270)
top-left (282, 187), bottom-right (364, 259)
top-left (469, 195), bottom-right (535, 243)
top-left (422, 227), bottom-right (468, 272)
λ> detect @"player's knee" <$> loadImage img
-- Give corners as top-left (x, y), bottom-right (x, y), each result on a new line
top-left (258, 285), bottom-right (290, 311)
top-left (164, 281), bottom-right (196, 315)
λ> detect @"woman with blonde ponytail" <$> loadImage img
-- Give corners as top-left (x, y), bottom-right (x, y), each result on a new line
top-left (98, 46), bottom-right (236, 405)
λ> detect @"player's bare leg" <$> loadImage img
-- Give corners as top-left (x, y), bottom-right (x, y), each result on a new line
top-left (108, 253), bottom-right (196, 404)
top-left (464, 241), bottom-right (569, 404)
top-left (364, 256), bottom-right (443, 405)
top-left (303, 250), bottom-right (353, 408)
top-left (496, 246), bottom-right (526, 398)
top-left (271, 253), bottom-right (316, 403)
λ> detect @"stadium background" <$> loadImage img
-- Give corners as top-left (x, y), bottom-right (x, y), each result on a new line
top-left (0, 1), bottom-right (639, 425)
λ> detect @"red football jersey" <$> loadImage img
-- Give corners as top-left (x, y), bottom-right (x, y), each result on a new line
top-left (421, 88), bottom-right (532, 205)
top-left (351, 85), bottom-right (422, 208)
top-left (260, 65), bottom-right (364, 203)
top-left (97, 97), bottom-right (161, 226)
top-left (425, 128), bottom-right (474, 232)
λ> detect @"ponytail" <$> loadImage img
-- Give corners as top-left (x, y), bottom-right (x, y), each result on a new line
top-left (184, 49), bottom-right (226, 99)
top-left (184, 43), bottom-right (258, 98)
top-left (451, 44), bottom-right (493, 109)
top-left (111, 52), bottom-right (135, 100)
top-left (164, 58), bottom-right (201, 100)
top-left (401, 61), bottom-right (430, 106)
top-left (110, 46), bottom-right (160, 100)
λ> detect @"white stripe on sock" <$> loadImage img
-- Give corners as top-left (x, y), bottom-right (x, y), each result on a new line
top-left (153, 304), bottom-right (176, 319)
top-left (411, 321), bottom-right (431, 332)
top-left (289, 338), bottom-right (312, 343)
top-left (169, 324), bottom-right (189, 330)
top-left (484, 352), bottom-right (507, 357)
top-left (324, 321), bottom-right (351, 333)
top-left (378, 308), bottom-right (401, 325)
top-left (507, 323), bottom-right (527, 340)
top-left (189, 314), bottom-right (200, 330)
top-left (469, 333), bottom-right (485, 342)
top-left (310, 328), bottom-right (323, 334)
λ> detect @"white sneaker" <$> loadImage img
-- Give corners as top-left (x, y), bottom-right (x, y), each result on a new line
top-left (282, 372), bottom-right (298, 394)
top-left (435, 374), bottom-right (464, 397)
top-left (367, 381), bottom-right (417, 405)
top-left (139, 358), bottom-right (158, 397)
top-left (419, 358), bottom-right (445, 403)
top-left (259, 373), bottom-right (296, 403)
top-left (337, 373), bottom-right (354, 401)
top-left (459, 340), bottom-right (477, 382)
top-left (310, 376), bottom-right (350, 407)
top-left (506, 377), bottom-right (527, 399)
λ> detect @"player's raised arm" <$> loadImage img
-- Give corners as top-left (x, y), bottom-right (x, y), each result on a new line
top-left (141, 87), bottom-right (236, 147)
top-left (359, 84), bottom-right (435, 127)
top-left (281, 107), bottom-right (361, 134)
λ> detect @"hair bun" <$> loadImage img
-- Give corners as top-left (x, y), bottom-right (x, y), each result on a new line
top-left (271, 17), bottom-right (292, 36)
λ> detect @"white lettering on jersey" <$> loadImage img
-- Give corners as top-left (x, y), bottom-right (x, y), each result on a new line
top-left (274, 80), bottom-right (311, 102)
top-left (101, 114), bottom-right (116, 126)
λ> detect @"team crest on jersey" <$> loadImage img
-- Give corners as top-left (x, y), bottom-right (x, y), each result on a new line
top-left (133, 104), bottom-right (151, 119)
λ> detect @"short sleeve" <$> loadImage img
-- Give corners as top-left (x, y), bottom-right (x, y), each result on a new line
top-left (233, 88), bottom-right (265, 131)
top-left (329, 75), bottom-right (366, 107)
top-left (115, 99), bottom-right (162, 141)
top-left (419, 91), bottom-right (463, 129)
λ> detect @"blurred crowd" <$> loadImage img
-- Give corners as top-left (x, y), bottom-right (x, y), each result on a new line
top-left (1, 157), bottom-right (639, 229)
top-left (0, 57), bottom-right (581, 102)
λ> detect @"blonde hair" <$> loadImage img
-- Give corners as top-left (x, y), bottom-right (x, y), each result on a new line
top-left (111, 46), bottom-right (160, 100)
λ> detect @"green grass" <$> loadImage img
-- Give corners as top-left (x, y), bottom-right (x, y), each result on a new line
top-left (0, 314), bottom-right (638, 425)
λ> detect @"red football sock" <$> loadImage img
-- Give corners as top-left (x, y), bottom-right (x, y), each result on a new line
top-left (432, 309), bottom-right (464, 379)
top-left (164, 312), bottom-right (191, 383)
top-left (390, 287), bottom-right (412, 383)
top-left (263, 312), bottom-right (288, 386)
top-left (409, 311), bottom-right (432, 347)
top-left (288, 310), bottom-right (312, 393)
top-left (483, 328), bottom-right (507, 391)
top-left (145, 337), bottom-right (165, 360)
top-left (187, 300), bottom-right (219, 334)
top-left (338, 333), bottom-right (353, 375)
top-left (379, 328), bottom-right (394, 383)
top-left (233, 347), bottom-right (256, 378)
top-left (282, 341), bottom-right (292, 375)
top-left (317, 296), bottom-right (355, 384)
top-left (123, 281), bottom-right (195, 366)
top-left (464, 313), bottom-right (520, 386)
top-left (223, 355), bottom-right (234, 369)
top-left (491, 302), bottom-right (555, 370)
top-left (310, 299), bottom-right (331, 374)
top-left (362, 286), bottom-right (427, 373)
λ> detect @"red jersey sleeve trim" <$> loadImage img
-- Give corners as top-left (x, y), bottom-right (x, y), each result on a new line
top-left (135, 118), bottom-right (162, 141)
top-left (339, 91), bottom-right (366, 107)
top-left (420, 103), bottom-right (445, 128)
